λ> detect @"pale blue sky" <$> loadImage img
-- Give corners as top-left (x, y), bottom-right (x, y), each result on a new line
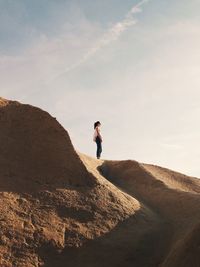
top-left (1, 0), bottom-right (200, 177)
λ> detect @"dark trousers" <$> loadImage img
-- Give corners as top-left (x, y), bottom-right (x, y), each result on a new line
top-left (95, 136), bottom-right (102, 159)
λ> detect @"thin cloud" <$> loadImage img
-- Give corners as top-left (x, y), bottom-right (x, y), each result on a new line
top-left (48, 0), bottom-right (149, 83)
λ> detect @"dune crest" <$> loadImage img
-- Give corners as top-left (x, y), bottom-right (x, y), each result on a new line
top-left (0, 98), bottom-right (199, 267)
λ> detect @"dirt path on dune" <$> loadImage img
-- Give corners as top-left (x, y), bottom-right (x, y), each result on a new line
top-left (64, 154), bottom-right (173, 267)
top-left (39, 155), bottom-right (173, 267)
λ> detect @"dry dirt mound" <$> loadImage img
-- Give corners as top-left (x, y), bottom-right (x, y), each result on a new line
top-left (163, 223), bottom-right (200, 267)
top-left (0, 97), bottom-right (94, 191)
top-left (99, 160), bottom-right (200, 267)
top-left (0, 98), bottom-right (144, 267)
top-left (0, 97), bottom-right (199, 267)
top-left (142, 164), bottom-right (200, 194)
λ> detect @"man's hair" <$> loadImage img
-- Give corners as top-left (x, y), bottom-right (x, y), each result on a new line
top-left (94, 121), bottom-right (101, 129)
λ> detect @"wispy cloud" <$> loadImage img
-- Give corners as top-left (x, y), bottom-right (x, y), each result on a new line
top-left (49, 0), bottom-right (149, 83)
top-left (2, 0), bottom-right (200, 177)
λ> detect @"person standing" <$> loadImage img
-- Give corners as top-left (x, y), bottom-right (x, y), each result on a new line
top-left (93, 121), bottom-right (102, 159)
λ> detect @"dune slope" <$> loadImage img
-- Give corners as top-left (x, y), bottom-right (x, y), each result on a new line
top-left (99, 160), bottom-right (200, 267)
top-left (0, 97), bottom-right (199, 267)
top-left (0, 98), bottom-right (147, 267)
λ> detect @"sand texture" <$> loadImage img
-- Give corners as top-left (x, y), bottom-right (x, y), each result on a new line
top-left (0, 97), bottom-right (199, 267)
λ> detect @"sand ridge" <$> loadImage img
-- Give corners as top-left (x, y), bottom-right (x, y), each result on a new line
top-left (0, 98), bottom-right (199, 267)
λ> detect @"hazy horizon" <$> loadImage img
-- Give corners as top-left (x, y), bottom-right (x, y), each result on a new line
top-left (1, 0), bottom-right (200, 177)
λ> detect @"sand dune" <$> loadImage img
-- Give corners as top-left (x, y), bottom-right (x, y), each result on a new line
top-left (142, 164), bottom-right (200, 194)
top-left (0, 97), bottom-right (199, 267)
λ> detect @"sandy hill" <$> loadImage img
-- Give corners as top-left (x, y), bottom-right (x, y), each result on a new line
top-left (0, 97), bottom-right (199, 267)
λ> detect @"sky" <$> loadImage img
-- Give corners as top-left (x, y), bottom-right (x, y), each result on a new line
top-left (1, 0), bottom-right (200, 177)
